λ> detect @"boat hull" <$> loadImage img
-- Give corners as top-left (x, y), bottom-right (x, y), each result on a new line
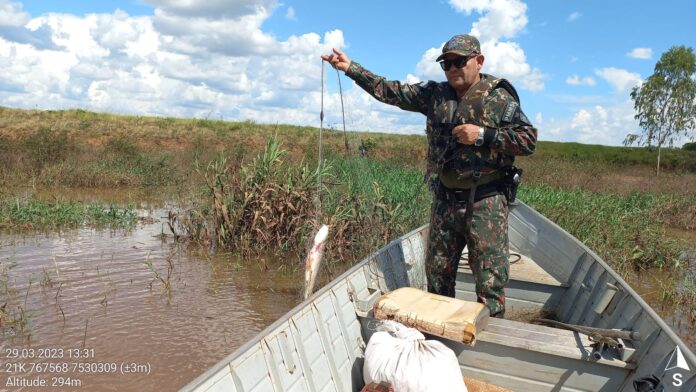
top-left (181, 201), bottom-right (696, 392)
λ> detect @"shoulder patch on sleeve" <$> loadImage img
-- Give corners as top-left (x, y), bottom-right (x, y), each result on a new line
top-left (502, 101), bottom-right (519, 123)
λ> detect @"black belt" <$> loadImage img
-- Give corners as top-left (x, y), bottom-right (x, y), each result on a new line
top-left (437, 181), bottom-right (503, 204)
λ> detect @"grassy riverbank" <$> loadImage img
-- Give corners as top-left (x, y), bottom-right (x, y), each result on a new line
top-left (1, 106), bottom-right (694, 276)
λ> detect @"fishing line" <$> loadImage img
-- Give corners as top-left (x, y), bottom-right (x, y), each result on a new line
top-left (336, 68), bottom-right (349, 155)
top-left (316, 60), bottom-right (325, 223)
top-left (317, 61), bottom-right (350, 221)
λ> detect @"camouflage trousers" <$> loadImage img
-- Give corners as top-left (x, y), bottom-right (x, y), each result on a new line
top-left (425, 194), bottom-right (510, 317)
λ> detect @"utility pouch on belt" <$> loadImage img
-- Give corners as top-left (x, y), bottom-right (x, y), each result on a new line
top-left (501, 166), bottom-right (523, 203)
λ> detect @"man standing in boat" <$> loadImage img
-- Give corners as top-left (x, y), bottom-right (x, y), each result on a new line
top-left (322, 34), bottom-right (537, 318)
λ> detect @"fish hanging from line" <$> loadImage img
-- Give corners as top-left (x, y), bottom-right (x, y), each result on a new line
top-left (303, 225), bottom-right (329, 300)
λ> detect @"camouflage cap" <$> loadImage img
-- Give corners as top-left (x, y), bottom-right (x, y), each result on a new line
top-left (436, 34), bottom-right (481, 62)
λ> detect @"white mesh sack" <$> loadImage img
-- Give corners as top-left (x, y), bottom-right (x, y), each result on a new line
top-left (363, 320), bottom-right (468, 392)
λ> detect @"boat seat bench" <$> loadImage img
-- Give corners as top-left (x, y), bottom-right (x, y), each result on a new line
top-left (477, 318), bottom-right (634, 369)
top-left (435, 317), bottom-right (636, 392)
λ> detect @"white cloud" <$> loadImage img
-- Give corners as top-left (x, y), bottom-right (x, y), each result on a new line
top-left (412, 46), bottom-right (446, 82)
top-left (566, 74), bottom-right (596, 86)
top-left (0, 1), bottom-right (57, 49)
top-left (0, 2), bottom-right (429, 137)
top-left (567, 12), bottom-right (581, 22)
top-left (285, 6), bottom-right (297, 21)
top-left (595, 67), bottom-right (642, 92)
top-left (142, 0), bottom-right (277, 19)
top-left (413, 0), bottom-right (545, 92)
top-left (0, 0), bottom-right (28, 26)
top-left (30, 14), bottom-right (111, 58)
top-left (568, 101), bottom-right (638, 145)
top-left (0, 2), bottom-right (361, 132)
top-left (151, 5), bottom-right (278, 56)
top-left (627, 47), bottom-right (652, 59)
top-left (481, 40), bottom-right (546, 92)
top-left (538, 100), bottom-right (639, 145)
top-left (323, 29), bottom-right (344, 50)
top-left (405, 74), bottom-right (421, 84)
top-left (2, 0), bottom-right (620, 141)
top-left (413, 38), bottom-right (547, 92)
top-left (449, 0), bottom-right (527, 41)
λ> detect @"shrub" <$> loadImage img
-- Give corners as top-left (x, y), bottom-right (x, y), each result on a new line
top-left (24, 127), bottom-right (77, 169)
top-left (104, 136), bottom-right (140, 159)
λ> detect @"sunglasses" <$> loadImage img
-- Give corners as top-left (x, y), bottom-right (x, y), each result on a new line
top-left (439, 55), bottom-right (477, 71)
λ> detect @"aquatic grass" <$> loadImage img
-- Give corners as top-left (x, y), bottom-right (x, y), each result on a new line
top-left (183, 138), bottom-right (325, 255)
top-left (85, 203), bottom-right (139, 225)
top-left (519, 184), bottom-right (684, 272)
top-left (0, 197), bottom-right (138, 229)
top-left (40, 267), bottom-right (54, 288)
top-left (145, 258), bottom-right (173, 297)
top-left (655, 268), bottom-right (696, 323)
top-left (326, 157), bottom-right (430, 249)
top-left (174, 138), bottom-right (431, 265)
top-left (0, 269), bottom-right (35, 341)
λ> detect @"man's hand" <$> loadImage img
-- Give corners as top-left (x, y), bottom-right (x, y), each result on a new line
top-left (452, 124), bottom-right (481, 145)
top-left (321, 48), bottom-right (351, 72)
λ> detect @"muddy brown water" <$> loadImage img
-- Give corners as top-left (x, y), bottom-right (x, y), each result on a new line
top-left (0, 207), bottom-right (304, 391)
top-left (625, 268), bottom-right (696, 351)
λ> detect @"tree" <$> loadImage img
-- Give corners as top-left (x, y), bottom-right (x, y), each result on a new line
top-left (622, 133), bottom-right (641, 148)
top-left (630, 45), bottom-right (696, 175)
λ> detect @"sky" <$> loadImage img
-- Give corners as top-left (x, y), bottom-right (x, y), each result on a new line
top-left (1, 0), bottom-right (694, 146)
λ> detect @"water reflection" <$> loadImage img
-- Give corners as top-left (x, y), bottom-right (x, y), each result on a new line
top-left (626, 267), bottom-right (696, 351)
top-left (0, 208), bottom-right (302, 391)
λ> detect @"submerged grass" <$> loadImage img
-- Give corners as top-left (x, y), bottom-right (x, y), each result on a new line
top-left (0, 197), bottom-right (138, 229)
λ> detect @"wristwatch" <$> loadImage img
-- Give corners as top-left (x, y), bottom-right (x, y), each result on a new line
top-left (474, 126), bottom-right (485, 147)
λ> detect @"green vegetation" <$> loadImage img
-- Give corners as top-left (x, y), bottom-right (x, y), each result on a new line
top-left (630, 45), bottom-right (696, 174)
top-left (0, 122), bottom-right (178, 187)
top-left (173, 139), bottom-right (429, 265)
top-left (523, 140), bottom-right (696, 173)
top-left (520, 185), bottom-right (691, 273)
top-left (168, 135), bottom-right (692, 285)
top-left (0, 105), bottom-right (694, 305)
top-left (0, 197), bottom-right (138, 229)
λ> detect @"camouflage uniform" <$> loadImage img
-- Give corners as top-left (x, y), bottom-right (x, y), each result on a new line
top-left (345, 35), bottom-right (536, 317)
